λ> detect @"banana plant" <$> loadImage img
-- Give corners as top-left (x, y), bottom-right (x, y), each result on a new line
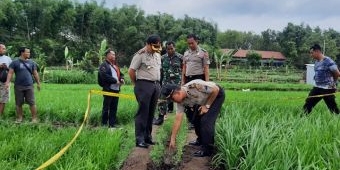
top-left (98, 39), bottom-right (107, 66)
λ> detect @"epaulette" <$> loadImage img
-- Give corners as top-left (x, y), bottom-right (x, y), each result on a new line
top-left (201, 48), bottom-right (207, 52)
top-left (137, 48), bottom-right (146, 54)
top-left (130, 48), bottom-right (146, 57)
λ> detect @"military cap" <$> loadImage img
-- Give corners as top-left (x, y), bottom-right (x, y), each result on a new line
top-left (161, 84), bottom-right (180, 99)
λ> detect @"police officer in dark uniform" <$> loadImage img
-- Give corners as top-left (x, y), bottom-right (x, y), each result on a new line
top-left (128, 34), bottom-right (162, 148)
top-left (181, 34), bottom-right (210, 145)
top-left (162, 79), bottom-right (225, 157)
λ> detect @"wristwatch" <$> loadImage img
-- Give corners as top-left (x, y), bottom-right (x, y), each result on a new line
top-left (205, 105), bottom-right (210, 109)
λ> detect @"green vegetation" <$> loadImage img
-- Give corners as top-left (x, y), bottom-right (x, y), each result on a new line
top-left (214, 91), bottom-right (340, 169)
top-left (1, 68), bottom-right (340, 169)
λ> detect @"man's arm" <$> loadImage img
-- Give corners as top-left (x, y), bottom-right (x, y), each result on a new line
top-left (128, 68), bottom-right (136, 86)
top-left (181, 63), bottom-right (186, 85)
top-left (203, 64), bottom-right (209, 81)
top-left (169, 112), bottom-right (184, 149)
top-left (5, 69), bottom-right (14, 89)
top-left (33, 70), bottom-right (41, 91)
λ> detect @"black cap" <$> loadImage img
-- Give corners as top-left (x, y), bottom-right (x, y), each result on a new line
top-left (161, 84), bottom-right (180, 99)
top-left (146, 34), bottom-right (161, 44)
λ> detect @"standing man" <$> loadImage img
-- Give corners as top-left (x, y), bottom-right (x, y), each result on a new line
top-left (98, 49), bottom-right (124, 129)
top-left (128, 34), bottom-right (162, 148)
top-left (153, 41), bottom-right (183, 125)
top-left (162, 79), bottom-right (225, 157)
top-left (181, 34), bottom-right (210, 145)
top-left (5, 47), bottom-right (41, 123)
top-left (0, 43), bottom-right (12, 116)
top-left (303, 44), bottom-right (340, 115)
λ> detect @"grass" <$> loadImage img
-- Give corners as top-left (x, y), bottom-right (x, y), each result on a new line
top-left (2, 80), bottom-right (340, 169)
top-left (214, 90), bottom-right (340, 169)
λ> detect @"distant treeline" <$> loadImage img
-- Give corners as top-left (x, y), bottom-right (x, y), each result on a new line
top-left (1, 0), bottom-right (340, 69)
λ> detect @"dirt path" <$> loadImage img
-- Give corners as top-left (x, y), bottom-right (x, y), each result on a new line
top-left (179, 129), bottom-right (212, 170)
top-left (120, 125), bottom-right (159, 170)
top-left (120, 126), bottom-right (214, 170)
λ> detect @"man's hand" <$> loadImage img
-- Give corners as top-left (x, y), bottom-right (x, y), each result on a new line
top-left (199, 105), bottom-right (209, 115)
top-left (37, 84), bottom-right (41, 91)
top-left (169, 138), bottom-right (176, 150)
top-left (4, 82), bottom-right (10, 89)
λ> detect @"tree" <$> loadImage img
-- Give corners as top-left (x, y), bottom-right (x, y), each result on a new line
top-left (246, 51), bottom-right (261, 67)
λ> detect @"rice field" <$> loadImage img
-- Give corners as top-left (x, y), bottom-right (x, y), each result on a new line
top-left (1, 83), bottom-right (340, 169)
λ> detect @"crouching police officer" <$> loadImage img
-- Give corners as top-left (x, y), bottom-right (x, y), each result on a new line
top-left (162, 79), bottom-right (225, 157)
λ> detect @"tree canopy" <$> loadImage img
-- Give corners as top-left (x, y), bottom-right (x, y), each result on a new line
top-left (1, 0), bottom-right (339, 69)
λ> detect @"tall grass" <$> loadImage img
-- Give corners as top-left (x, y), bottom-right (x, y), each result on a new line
top-left (214, 90), bottom-right (340, 169)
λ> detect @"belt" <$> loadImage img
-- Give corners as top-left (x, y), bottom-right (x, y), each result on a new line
top-left (137, 79), bottom-right (160, 84)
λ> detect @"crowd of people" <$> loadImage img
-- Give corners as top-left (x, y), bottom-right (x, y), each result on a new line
top-left (1, 34), bottom-right (339, 158)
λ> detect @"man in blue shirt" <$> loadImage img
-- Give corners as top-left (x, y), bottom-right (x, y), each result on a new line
top-left (5, 47), bottom-right (41, 123)
top-left (303, 44), bottom-right (340, 115)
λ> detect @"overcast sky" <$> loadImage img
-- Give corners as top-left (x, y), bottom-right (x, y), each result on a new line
top-left (77, 0), bottom-right (340, 34)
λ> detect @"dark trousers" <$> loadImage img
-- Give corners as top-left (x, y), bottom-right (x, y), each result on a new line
top-left (184, 74), bottom-right (205, 124)
top-left (303, 87), bottom-right (339, 114)
top-left (197, 86), bottom-right (225, 153)
top-left (134, 80), bottom-right (160, 143)
top-left (101, 90), bottom-right (119, 127)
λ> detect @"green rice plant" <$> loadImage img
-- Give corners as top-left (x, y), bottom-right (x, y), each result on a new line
top-left (214, 90), bottom-right (340, 169)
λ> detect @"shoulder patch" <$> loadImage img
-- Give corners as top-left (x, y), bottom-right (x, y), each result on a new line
top-left (136, 48), bottom-right (146, 54)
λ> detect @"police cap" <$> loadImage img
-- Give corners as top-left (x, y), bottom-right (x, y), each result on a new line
top-left (161, 84), bottom-right (180, 99)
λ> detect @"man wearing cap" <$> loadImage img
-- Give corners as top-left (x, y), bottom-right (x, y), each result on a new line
top-left (128, 34), bottom-right (162, 148)
top-left (181, 34), bottom-right (210, 145)
top-left (162, 79), bottom-right (225, 157)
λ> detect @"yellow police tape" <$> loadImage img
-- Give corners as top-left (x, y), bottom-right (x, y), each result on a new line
top-left (35, 89), bottom-right (337, 169)
top-left (35, 90), bottom-right (135, 170)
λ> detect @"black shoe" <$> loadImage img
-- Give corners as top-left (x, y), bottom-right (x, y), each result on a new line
top-left (136, 142), bottom-right (149, 148)
top-left (189, 140), bottom-right (201, 146)
top-left (145, 139), bottom-right (156, 145)
top-left (193, 150), bottom-right (211, 157)
top-left (153, 117), bottom-right (164, 125)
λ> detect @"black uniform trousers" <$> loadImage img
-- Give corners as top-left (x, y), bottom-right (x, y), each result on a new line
top-left (197, 86), bottom-right (225, 154)
top-left (102, 89), bottom-right (120, 127)
top-left (134, 80), bottom-right (160, 143)
top-left (303, 87), bottom-right (339, 114)
top-left (184, 74), bottom-right (205, 125)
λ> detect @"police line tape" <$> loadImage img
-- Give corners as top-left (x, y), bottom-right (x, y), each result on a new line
top-left (35, 90), bottom-right (135, 170)
top-left (35, 89), bottom-right (337, 169)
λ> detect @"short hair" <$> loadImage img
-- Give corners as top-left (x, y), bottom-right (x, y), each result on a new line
top-left (310, 44), bottom-right (322, 51)
top-left (146, 34), bottom-right (161, 44)
top-left (104, 48), bottom-right (113, 56)
top-left (187, 34), bottom-right (199, 41)
top-left (166, 41), bottom-right (175, 47)
top-left (18, 47), bottom-right (29, 56)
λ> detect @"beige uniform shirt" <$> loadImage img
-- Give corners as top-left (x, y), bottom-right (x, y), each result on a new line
top-left (183, 47), bottom-right (210, 76)
top-left (129, 48), bottom-right (161, 81)
top-left (176, 79), bottom-right (217, 113)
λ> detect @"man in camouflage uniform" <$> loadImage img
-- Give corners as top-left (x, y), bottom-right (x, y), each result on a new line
top-left (153, 41), bottom-right (183, 125)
